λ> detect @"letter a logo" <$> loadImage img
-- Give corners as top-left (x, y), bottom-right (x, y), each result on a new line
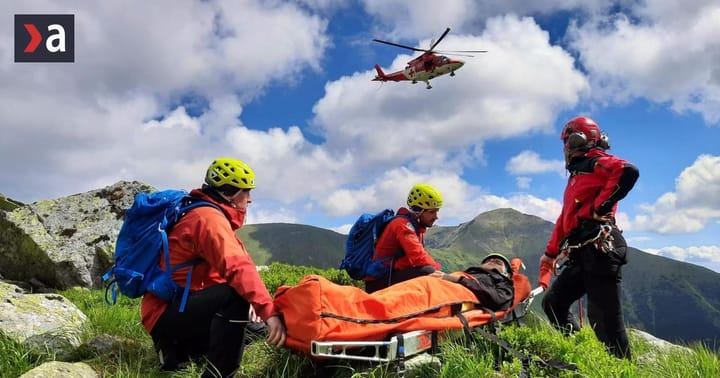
top-left (14, 14), bottom-right (74, 63)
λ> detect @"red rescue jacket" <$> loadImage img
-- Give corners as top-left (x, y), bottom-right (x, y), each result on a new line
top-left (546, 148), bottom-right (639, 257)
top-left (141, 189), bottom-right (277, 332)
top-left (373, 207), bottom-right (442, 271)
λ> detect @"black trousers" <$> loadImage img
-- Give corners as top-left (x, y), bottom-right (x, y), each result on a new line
top-left (364, 265), bottom-right (436, 294)
top-left (541, 229), bottom-right (631, 360)
top-left (150, 284), bottom-right (250, 378)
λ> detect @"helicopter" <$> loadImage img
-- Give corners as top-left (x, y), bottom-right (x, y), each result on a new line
top-left (372, 27), bottom-right (487, 89)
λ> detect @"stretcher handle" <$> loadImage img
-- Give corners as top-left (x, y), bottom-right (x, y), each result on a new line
top-left (529, 286), bottom-right (545, 298)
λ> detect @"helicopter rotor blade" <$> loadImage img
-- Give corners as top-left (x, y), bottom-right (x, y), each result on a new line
top-left (436, 49), bottom-right (488, 53)
top-left (427, 27), bottom-right (451, 52)
top-left (434, 52), bottom-right (477, 58)
top-left (373, 28), bottom-right (483, 57)
top-left (372, 39), bottom-right (426, 53)
top-left (434, 49), bottom-right (488, 57)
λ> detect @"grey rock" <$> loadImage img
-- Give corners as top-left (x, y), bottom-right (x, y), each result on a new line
top-left (0, 181), bottom-right (154, 289)
top-left (18, 361), bottom-right (98, 378)
top-left (81, 333), bottom-right (139, 357)
top-left (0, 281), bottom-right (88, 357)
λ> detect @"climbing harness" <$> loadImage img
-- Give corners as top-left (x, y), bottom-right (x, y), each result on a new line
top-left (553, 224), bottom-right (614, 276)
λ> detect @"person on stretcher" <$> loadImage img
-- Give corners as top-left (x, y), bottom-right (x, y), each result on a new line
top-left (430, 253), bottom-right (515, 311)
top-left (273, 252), bottom-right (531, 353)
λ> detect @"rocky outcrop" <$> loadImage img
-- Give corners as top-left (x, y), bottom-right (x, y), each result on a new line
top-left (0, 281), bottom-right (88, 357)
top-left (0, 193), bottom-right (25, 211)
top-left (630, 329), bottom-right (694, 367)
top-left (18, 361), bottom-right (98, 378)
top-left (0, 181), bottom-right (154, 290)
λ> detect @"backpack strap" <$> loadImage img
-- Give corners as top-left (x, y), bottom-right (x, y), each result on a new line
top-left (103, 276), bottom-right (119, 306)
top-left (161, 198), bottom-right (222, 312)
top-left (383, 213), bottom-right (422, 285)
top-left (373, 214), bottom-right (424, 286)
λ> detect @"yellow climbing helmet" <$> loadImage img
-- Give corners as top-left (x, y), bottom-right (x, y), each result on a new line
top-left (407, 183), bottom-right (443, 209)
top-left (205, 157), bottom-right (256, 190)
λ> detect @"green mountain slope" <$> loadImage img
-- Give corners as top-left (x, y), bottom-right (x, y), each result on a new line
top-left (621, 249), bottom-right (720, 345)
top-left (237, 223), bottom-right (345, 268)
top-left (237, 208), bottom-right (720, 347)
top-left (425, 208), bottom-right (551, 273)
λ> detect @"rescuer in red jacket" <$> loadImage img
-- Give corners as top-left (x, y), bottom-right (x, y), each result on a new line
top-left (364, 183), bottom-right (444, 293)
top-left (538, 116), bottom-right (639, 360)
top-left (141, 157), bottom-right (286, 378)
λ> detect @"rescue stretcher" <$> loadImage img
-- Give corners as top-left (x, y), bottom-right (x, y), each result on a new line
top-left (308, 286), bottom-right (545, 364)
top-left (272, 261), bottom-right (543, 370)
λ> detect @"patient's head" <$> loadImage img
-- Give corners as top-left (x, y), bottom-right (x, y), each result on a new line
top-left (481, 253), bottom-right (512, 277)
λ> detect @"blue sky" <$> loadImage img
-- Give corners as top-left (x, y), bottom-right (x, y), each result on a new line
top-left (2, 1), bottom-right (719, 273)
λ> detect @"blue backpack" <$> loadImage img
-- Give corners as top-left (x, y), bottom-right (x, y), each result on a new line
top-left (339, 209), bottom-right (415, 280)
top-left (103, 189), bottom-right (221, 312)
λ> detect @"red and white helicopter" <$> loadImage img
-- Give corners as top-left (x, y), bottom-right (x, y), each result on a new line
top-left (372, 27), bottom-right (486, 89)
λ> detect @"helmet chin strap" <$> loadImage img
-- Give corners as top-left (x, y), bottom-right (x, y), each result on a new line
top-left (414, 208), bottom-right (436, 228)
top-left (564, 146), bottom-right (590, 167)
top-left (219, 190), bottom-right (243, 208)
top-left (411, 207), bottom-right (425, 214)
top-left (409, 207), bottom-right (424, 222)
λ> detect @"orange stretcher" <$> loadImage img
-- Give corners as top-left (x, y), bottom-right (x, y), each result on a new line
top-left (273, 263), bottom-right (540, 363)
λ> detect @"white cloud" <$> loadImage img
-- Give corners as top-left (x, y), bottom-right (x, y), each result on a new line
top-left (490, 194), bottom-right (562, 223)
top-left (567, 1), bottom-right (720, 124)
top-left (3, 2), bottom-right (717, 276)
top-left (644, 245), bottom-right (720, 273)
top-left (362, 0), bottom-right (482, 40)
top-left (0, 0), bottom-right (330, 203)
top-left (360, 0), bottom-right (606, 40)
top-left (330, 224), bottom-right (352, 235)
top-left (625, 235), bottom-right (651, 243)
top-left (321, 167), bottom-right (473, 219)
top-left (313, 15), bottom-right (587, 183)
top-left (675, 154), bottom-right (720, 209)
top-left (506, 150), bottom-right (565, 176)
top-left (0, 6), bottom-right (582, 231)
top-left (320, 166), bottom-right (562, 227)
top-left (630, 155), bottom-right (720, 233)
top-left (248, 205), bottom-right (298, 225)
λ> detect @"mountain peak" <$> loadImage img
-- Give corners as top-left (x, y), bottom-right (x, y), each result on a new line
top-left (470, 208), bottom-right (547, 226)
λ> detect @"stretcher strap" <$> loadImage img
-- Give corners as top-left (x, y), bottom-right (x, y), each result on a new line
top-left (320, 301), bottom-right (473, 324)
top-left (472, 326), bottom-right (579, 375)
top-left (450, 305), bottom-right (576, 376)
top-left (396, 333), bottom-right (406, 377)
top-left (451, 304), bottom-right (474, 342)
top-left (472, 326), bottom-right (531, 378)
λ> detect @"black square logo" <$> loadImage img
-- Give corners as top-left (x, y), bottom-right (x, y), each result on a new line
top-left (15, 14), bottom-right (74, 63)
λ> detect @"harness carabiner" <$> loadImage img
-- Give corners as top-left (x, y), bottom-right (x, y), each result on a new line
top-left (592, 224), bottom-right (615, 254)
top-left (554, 223), bottom-right (615, 275)
top-left (553, 240), bottom-right (571, 276)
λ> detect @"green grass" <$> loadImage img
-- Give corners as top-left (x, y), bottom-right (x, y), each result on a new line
top-left (2, 263), bottom-right (719, 377)
top-left (0, 195), bottom-right (24, 211)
